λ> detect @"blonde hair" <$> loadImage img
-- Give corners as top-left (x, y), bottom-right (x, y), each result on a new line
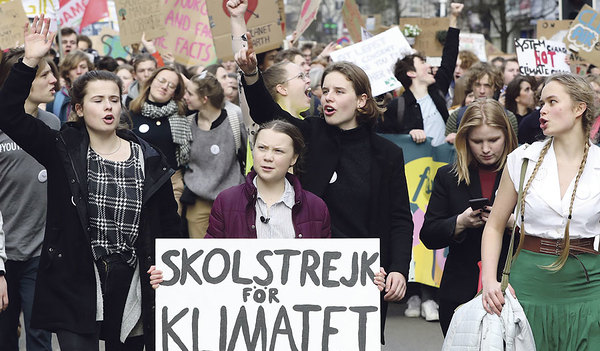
top-left (514, 73), bottom-right (595, 270)
top-left (129, 66), bottom-right (186, 115)
top-left (452, 99), bottom-right (517, 185)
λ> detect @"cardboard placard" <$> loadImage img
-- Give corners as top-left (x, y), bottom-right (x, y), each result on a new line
top-left (114, 0), bottom-right (165, 47)
top-left (206, 0), bottom-right (283, 61)
top-left (342, 0), bottom-right (364, 43)
top-left (154, 0), bottom-right (217, 66)
top-left (329, 26), bottom-right (413, 96)
top-left (0, 0), bottom-right (28, 49)
top-left (277, 0), bottom-right (285, 33)
top-left (362, 14), bottom-right (381, 31)
top-left (294, 0), bottom-right (321, 42)
top-left (156, 239), bottom-right (381, 350)
top-left (537, 19), bottom-right (572, 41)
top-left (563, 5), bottom-right (600, 67)
top-left (514, 39), bottom-right (570, 76)
top-left (399, 17), bottom-right (449, 57)
top-left (90, 26), bottom-right (132, 58)
top-left (459, 33), bottom-right (487, 62)
top-left (17, 0), bottom-right (59, 31)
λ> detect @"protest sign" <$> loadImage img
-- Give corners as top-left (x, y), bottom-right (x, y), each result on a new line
top-left (114, 0), bottom-right (165, 46)
top-left (206, 0), bottom-right (283, 61)
top-left (342, 0), bottom-right (364, 43)
top-left (564, 5), bottom-right (600, 67)
top-left (156, 238), bottom-right (381, 350)
top-left (330, 26), bottom-right (413, 96)
top-left (399, 17), bottom-right (449, 57)
top-left (514, 39), bottom-right (570, 76)
top-left (277, 0), bottom-right (285, 33)
top-left (12, 0), bottom-right (59, 31)
top-left (537, 19), bottom-right (572, 41)
top-left (90, 26), bottom-right (131, 58)
top-left (0, 0), bottom-right (27, 49)
top-left (379, 134), bottom-right (456, 287)
top-left (294, 0), bottom-right (322, 42)
top-left (154, 0), bottom-right (217, 67)
top-left (459, 33), bottom-right (487, 62)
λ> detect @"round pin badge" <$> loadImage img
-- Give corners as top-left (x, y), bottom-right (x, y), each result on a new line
top-left (210, 144), bottom-right (220, 155)
top-left (38, 169), bottom-right (47, 183)
top-left (139, 124), bottom-right (150, 133)
top-left (329, 171), bottom-right (338, 183)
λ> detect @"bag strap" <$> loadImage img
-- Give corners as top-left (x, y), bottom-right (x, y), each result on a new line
top-left (226, 107), bottom-right (242, 152)
top-left (500, 158), bottom-right (529, 291)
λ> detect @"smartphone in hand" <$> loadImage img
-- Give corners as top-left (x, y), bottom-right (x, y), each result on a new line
top-left (469, 197), bottom-right (489, 212)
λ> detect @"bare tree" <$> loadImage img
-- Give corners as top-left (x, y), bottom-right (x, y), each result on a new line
top-left (463, 0), bottom-right (558, 52)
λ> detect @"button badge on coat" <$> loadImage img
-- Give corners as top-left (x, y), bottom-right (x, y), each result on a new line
top-left (329, 171), bottom-right (338, 183)
top-left (139, 124), bottom-right (150, 133)
top-left (210, 144), bottom-right (220, 155)
top-left (38, 169), bottom-right (47, 183)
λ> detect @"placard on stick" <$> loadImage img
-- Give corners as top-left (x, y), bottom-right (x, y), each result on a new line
top-left (399, 17), bottom-right (449, 57)
top-left (563, 5), bottom-right (600, 67)
top-left (206, 0), bottom-right (283, 61)
top-left (156, 239), bottom-right (381, 350)
top-left (342, 0), bottom-right (364, 43)
top-left (330, 26), bottom-right (413, 96)
top-left (295, 0), bottom-right (322, 42)
top-left (0, 0), bottom-right (27, 49)
top-left (114, 0), bottom-right (165, 47)
top-left (514, 39), bottom-right (570, 76)
top-left (154, 0), bottom-right (216, 66)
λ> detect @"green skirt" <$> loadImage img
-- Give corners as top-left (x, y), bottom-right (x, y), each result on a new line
top-left (510, 249), bottom-right (600, 351)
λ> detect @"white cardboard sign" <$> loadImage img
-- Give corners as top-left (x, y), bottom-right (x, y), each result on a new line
top-left (156, 238), bottom-right (381, 351)
top-left (329, 26), bottom-right (413, 96)
top-left (515, 38), bottom-right (571, 76)
top-left (459, 33), bottom-right (487, 62)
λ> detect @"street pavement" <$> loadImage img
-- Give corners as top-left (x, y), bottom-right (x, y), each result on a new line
top-left (20, 301), bottom-right (444, 350)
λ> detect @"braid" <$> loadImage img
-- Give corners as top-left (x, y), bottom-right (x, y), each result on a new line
top-left (543, 139), bottom-right (590, 271)
top-left (514, 138), bottom-right (553, 259)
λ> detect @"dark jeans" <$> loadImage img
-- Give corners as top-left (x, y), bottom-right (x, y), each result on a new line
top-left (56, 254), bottom-right (144, 351)
top-left (439, 299), bottom-right (461, 336)
top-left (96, 254), bottom-right (144, 351)
top-left (0, 257), bottom-right (52, 351)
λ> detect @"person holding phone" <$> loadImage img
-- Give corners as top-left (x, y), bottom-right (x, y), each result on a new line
top-left (420, 99), bottom-right (517, 335)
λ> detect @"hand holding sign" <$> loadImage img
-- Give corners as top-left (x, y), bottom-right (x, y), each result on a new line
top-left (234, 31), bottom-right (258, 76)
top-left (384, 271), bottom-right (407, 302)
top-left (23, 15), bottom-right (55, 69)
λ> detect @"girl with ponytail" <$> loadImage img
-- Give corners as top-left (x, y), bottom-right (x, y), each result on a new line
top-left (481, 73), bottom-right (600, 350)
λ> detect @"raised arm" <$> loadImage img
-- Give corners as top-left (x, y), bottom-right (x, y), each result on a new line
top-left (0, 15), bottom-right (59, 166)
top-left (435, 3), bottom-right (463, 94)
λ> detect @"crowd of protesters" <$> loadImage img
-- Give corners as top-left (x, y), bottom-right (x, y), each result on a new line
top-left (1, 0), bottom-right (600, 349)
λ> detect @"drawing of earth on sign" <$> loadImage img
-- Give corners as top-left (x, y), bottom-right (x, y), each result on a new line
top-left (222, 0), bottom-right (258, 23)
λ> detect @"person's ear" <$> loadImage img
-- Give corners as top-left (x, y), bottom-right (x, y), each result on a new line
top-left (75, 103), bottom-right (84, 117)
top-left (574, 101), bottom-right (586, 118)
top-left (290, 153), bottom-right (299, 167)
top-left (406, 70), bottom-right (417, 79)
top-left (276, 83), bottom-right (288, 97)
top-left (357, 93), bottom-right (367, 109)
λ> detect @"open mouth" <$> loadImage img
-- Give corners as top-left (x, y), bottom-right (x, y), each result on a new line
top-left (305, 87), bottom-right (311, 98)
top-left (323, 105), bottom-right (336, 116)
top-left (103, 115), bottom-right (115, 123)
top-left (539, 117), bottom-right (548, 129)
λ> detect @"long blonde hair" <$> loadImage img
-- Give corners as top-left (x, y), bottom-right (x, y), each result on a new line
top-left (452, 99), bottom-right (517, 185)
top-left (514, 73), bottom-right (595, 271)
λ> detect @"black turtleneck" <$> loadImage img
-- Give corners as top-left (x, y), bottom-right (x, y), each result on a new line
top-left (323, 126), bottom-right (371, 239)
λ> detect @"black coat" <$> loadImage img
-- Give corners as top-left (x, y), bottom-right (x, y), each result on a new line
top-left (378, 27), bottom-right (460, 134)
top-left (420, 165), bottom-right (511, 304)
top-left (243, 74), bottom-right (413, 279)
top-left (0, 62), bottom-right (183, 350)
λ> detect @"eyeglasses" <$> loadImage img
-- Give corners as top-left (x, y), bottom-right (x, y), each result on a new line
top-left (155, 77), bottom-right (177, 90)
top-left (284, 72), bottom-right (309, 83)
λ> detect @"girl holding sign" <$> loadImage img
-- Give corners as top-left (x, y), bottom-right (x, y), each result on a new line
top-left (227, 0), bottom-right (414, 342)
top-left (0, 16), bottom-right (183, 351)
top-left (482, 73), bottom-right (600, 349)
